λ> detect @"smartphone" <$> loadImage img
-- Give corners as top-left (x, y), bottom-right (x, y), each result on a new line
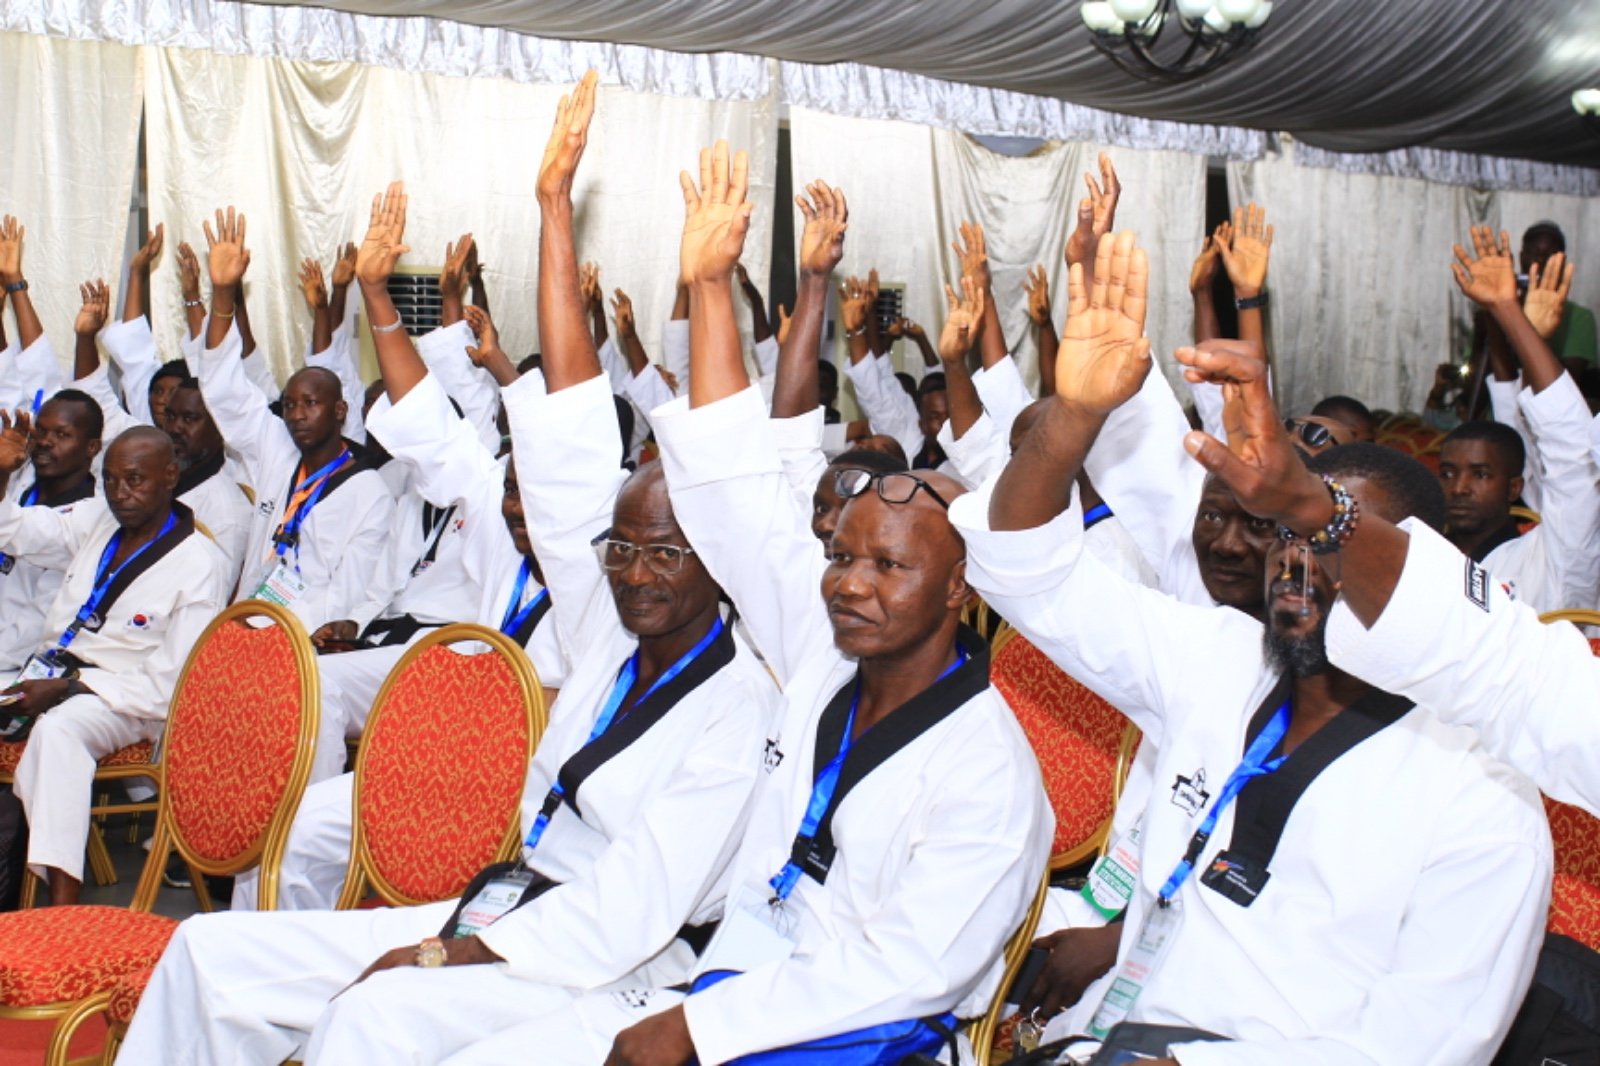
top-left (1004, 945), bottom-right (1049, 1006)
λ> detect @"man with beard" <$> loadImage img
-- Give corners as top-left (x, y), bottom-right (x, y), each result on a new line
top-left (953, 231), bottom-right (1550, 1063)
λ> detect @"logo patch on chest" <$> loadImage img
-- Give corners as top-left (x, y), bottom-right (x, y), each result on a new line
top-left (1170, 767), bottom-right (1211, 816)
top-left (762, 737), bottom-right (785, 773)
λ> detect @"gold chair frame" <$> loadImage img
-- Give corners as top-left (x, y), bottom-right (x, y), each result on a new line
top-left (1539, 608), bottom-right (1600, 628)
top-left (1510, 505), bottom-right (1542, 526)
top-left (968, 871), bottom-right (1051, 1065)
top-left (36, 600), bottom-right (319, 1066)
top-left (335, 623), bottom-right (547, 910)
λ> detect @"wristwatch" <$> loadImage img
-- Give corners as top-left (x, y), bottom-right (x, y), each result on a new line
top-left (415, 936), bottom-right (447, 968)
top-left (3, 279), bottom-right (27, 294)
top-left (1235, 291), bottom-right (1268, 311)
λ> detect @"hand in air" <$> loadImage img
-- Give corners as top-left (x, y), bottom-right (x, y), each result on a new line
top-left (1450, 225), bottom-right (1518, 308)
top-left (580, 262), bottom-right (603, 312)
top-left (939, 275), bottom-right (985, 364)
top-left (462, 305), bottom-right (505, 368)
top-left (202, 207), bottom-right (251, 289)
top-left (175, 242), bottom-right (203, 302)
top-left (1523, 252), bottom-right (1573, 339)
top-left (1065, 152), bottom-right (1120, 269)
top-left (0, 215), bottom-right (24, 284)
top-left (355, 182), bottom-right (410, 287)
top-left (331, 241), bottom-right (358, 289)
top-left (1055, 231), bottom-right (1152, 416)
top-left (537, 69), bottom-right (599, 204)
top-left (796, 179), bottom-right (849, 279)
top-left (440, 234), bottom-right (475, 297)
top-left (74, 279), bottom-right (111, 337)
top-left (1188, 225), bottom-right (1225, 295)
top-left (611, 288), bottom-right (636, 337)
top-left (1023, 264), bottom-right (1052, 326)
top-left (775, 303), bottom-right (791, 346)
top-left (952, 221), bottom-right (990, 291)
top-left (131, 224), bottom-right (165, 271)
top-left (679, 139), bottom-right (753, 286)
top-left (1217, 203), bottom-right (1272, 296)
top-left (838, 275), bottom-right (871, 334)
top-left (298, 259), bottom-right (328, 311)
top-left (0, 410), bottom-right (32, 474)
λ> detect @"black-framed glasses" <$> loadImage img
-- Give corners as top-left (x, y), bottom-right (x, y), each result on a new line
top-left (592, 537), bottom-right (699, 575)
top-left (834, 468), bottom-right (953, 511)
top-left (1284, 418), bottom-right (1333, 451)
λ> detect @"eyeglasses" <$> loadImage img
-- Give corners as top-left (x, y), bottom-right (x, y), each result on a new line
top-left (592, 537), bottom-right (699, 576)
top-left (834, 468), bottom-right (952, 511)
top-left (1284, 418), bottom-right (1333, 451)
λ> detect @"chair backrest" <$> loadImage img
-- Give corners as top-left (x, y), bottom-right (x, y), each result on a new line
top-left (340, 624), bottom-right (547, 908)
top-left (990, 623), bottom-right (1131, 869)
top-left (133, 600), bottom-right (319, 912)
top-left (1545, 796), bottom-right (1600, 951)
top-left (967, 871), bottom-right (1050, 1066)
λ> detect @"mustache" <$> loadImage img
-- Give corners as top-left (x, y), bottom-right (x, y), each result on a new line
top-left (1268, 576), bottom-right (1324, 604)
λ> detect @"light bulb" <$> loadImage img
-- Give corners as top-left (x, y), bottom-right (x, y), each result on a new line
top-left (1574, 88), bottom-right (1600, 116)
top-left (1217, 0), bottom-right (1261, 23)
top-left (1176, 0), bottom-right (1212, 18)
top-left (1246, 0), bottom-right (1272, 28)
top-left (1203, 6), bottom-right (1230, 32)
top-left (1082, 1), bottom-right (1121, 32)
top-left (1110, 0), bottom-right (1161, 21)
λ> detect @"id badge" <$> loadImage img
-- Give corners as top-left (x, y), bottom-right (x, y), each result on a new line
top-left (1087, 898), bottom-right (1182, 1039)
top-left (1081, 820), bottom-right (1143, 920)
top-left (453, 868), bottom-right (535, 938)
top-left (17, 652), bottom-right (65, 683)
top-left (692, 885), bottom-right (797, 981)
top-left (254, 560), bottom-right (309, 608)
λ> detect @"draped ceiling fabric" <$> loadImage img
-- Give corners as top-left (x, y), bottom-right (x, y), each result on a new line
top-left (140, 47), bottom-right (774, 382)
top-left (0, 33), bottom-right (143, 357)
top-left (790, 107), bottom-right (1203, 395)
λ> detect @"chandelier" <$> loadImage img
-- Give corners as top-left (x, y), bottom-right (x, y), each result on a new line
top-left (1081, 0), bottom-right (1273, 81)
top-left (1576, 89), bottom-right (1600, 141)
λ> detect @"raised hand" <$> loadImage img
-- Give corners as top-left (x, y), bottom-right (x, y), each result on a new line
top-left (0, 215), bottom-right (25, 284)
top-left (939, 276), bottom-right (985, 364)
top-left (656, 364), bottom-right (680, 393)
top-left (298, 258), bottom-right (328, 311)
top-left (1451, 225), bottom-right (1517, 308)
top-left (775, 303), bottom-right (792, 346)
top-left (678, 139), bottom-right (753, 286)
top-left (176, 241), bottom-right (203, 302)
top-left (537, 69), bottom-right (599, 205)
top-left (1024, 264), bottom-right (1052, 325)
top-left (611, 288), bottom-right (636, 337)
top-left (1055, 231), bottom-right (1152, 416)
top-left (796, 179), bottom-right (848, 278)
top-left (1217, 203), bottom-right (1273, 297)
top-left (1065, 152), bottom-right (1121, 270)
top-left (202, 206), bottom-right (251, 289)
top-left (331, 241), bottom-right (358, 289)
top-left (1524, 252), bottom-right (1573, 339)
top-left (579, 262), bottom-right (603, 312)
top-left (131, 224), bottom-right (165, 271)
top-left (440, 234), bottom-right (474, 297)
top-left (355, 181), bottom-right (410, 287)
top-left (74, 279), bottom-right (110, 336)
top-left (463, 305), bottom-right (504, 367)
top-left (952, 221), bottom-right (991, 291)
top-left (838, 275), bottom-right (871, 334)
top-left (1189, 226), bottom-right (1225, 294)
top-left (0, 410), bottom-right (32, 474)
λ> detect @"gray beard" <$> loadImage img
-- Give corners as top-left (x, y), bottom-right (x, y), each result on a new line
top-left (1262, 613), bottom-right (1331, 678)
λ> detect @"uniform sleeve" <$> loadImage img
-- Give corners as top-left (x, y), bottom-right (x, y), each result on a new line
top-left (595, 336), bottom-right (632, 394)
top-left (662, 320), bottom-right (691, 400)
top-left (1173, 767), bottom-right (1550, 1066)
top-left (416, 321), bottom-right (501, 453)
top-left (1185, 379), bottom-right (1225, 442)
top-left (310, 476), bottom-right (394, 630)
top-left (9, 334), bottom-right (64, 410)
top-left (1486, 375), bottom-right (1541, 511)
top-left (78, 544), bottom-right (230, 720)
top-left (681, 717), bottom-right (1044, 1063)
top-left (99, 318), bottom-right (160, 424)
top-left (951, 480), bottom-right (1249, 741)
top-left (936, 411), bottom-right (1007, 491)
top-left (1082, 365), bottom-right (1208, 592)
top-left (1326, 519), bottom-right (1600, 815)
top-left (343, 511), bottom-right (411, 632)
top-left (653, 386), bottom-right (834, 688)
top-left (623, 365), bottom-right (676, 431)
top-left (752, 335), bottom-right (780, 381)
top-left (304, 322), bottom-right (367, 444)
top-left (770, 407), bottom-right (829, 519)
top-left (845, 355), bottom-right (920, 462)
top-left (478, 672), bottom-right (771, 987)
top-left (0, 493), bottom-right (105, 570)
top-left (502, 372), bottom-right (627, 659)
top-left (972, 355), bottom-right (1034, 444)
top-left (239, 347), bottom-right (278, 401)
top-left (1516, 374), bottom-right (1600, 610)
top-left (196, 321), bottom-right (289, 481)
top-left (73, 363), bottom-right (145, 442)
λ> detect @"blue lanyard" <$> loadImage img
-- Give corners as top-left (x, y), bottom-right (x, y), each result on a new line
top-left (1083, 502), bottom-right (1112, 528)
top-left (57, 511), bottom-right (178, 653)
top-left (519, 614), bottom-right (727, 855)
top-left (767, 648), bottom-right (967, 903)
top-left (273, 450), bottom-right (351, 559)
top-left (499, 559), bottom-right (549, 636)
top-left (1156, 701), bottom-right (1291, 906)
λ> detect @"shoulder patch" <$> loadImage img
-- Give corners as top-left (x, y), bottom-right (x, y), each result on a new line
top-left (1464, 558), bottom-right (1491, 612)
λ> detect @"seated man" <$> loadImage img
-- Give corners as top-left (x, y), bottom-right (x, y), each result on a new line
top-left (197, 208), bottom-right (395, 633)
top-left (457, 135), bottom-right (1048, 1066)
top-left (957, 231), bottom-right (1550, 1063)
top-left (0, 424), bottom-right (229, 905)
top-left (1309, 394), bottom-right (1376, 443)
top-left (0, 391), bottom-right (101, 678)
top-left (1445, 225), bottom-right (1599, 614)
top-left (123, 114), bottom-right (777, 1063)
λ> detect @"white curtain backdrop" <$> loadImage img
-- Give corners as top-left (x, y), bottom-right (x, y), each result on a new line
top-left (1227, 144), bottom-right (1495, 417)
top-left (0, 31), bottom-right (143, 358)
top-left (143, 45), bottom-right (775, 383)
top-left (789, 106), bottom-right (1204, 397)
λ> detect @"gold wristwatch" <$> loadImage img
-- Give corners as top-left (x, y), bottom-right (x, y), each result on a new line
top-left (414, 936), bottom-right (447, 968)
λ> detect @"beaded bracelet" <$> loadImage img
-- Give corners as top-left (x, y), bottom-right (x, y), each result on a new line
top-left (1278, 474), bottom-right (1359, 555)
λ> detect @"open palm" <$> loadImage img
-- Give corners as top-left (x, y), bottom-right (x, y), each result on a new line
top-left (1056, 231), bottom-right (1151, 415)
top-left (356, 181), bottom-right (410, 286)
top-left (679, 140), bottom-right (752, 285)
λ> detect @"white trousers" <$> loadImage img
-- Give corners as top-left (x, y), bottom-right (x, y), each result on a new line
top-left (310, 641), bottom-right (412, 783)
top-left (232, 773), bottom-right (354, 911)
top-left (438, 985), bottom-right (682, 1066)
top-left (12, 693), bottom-right (160, 882)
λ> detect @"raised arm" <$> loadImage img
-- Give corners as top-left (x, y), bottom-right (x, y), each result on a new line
top-left (461, 305), bottom-right (520, 387)
top-left (580, 261), bottom-right (608, 351)
top-left (1189, 225), bottom-right (1224, 345)
top-left (1453, 226), bottom-right (1564, 394)
top-left (771, 179), bottom-right (848, 420)
top-left (1217, 203), bottom-right (1273, 359)
top-left (1063, 152), bottom-right (1120, 310)
top-left (0, 216), bottom-right (43, 350)
top-left (175, 240), bottom-right (206, 340)
top-left (938, 277), bottom-right (985, 441)
top-left (439, 234), bottom-right (473, 329)
top-left (536, 73), bottom-right (606, 394)
top-left (299, 257), bottom-right (333, 356)
top-left (203, 207), bottom-right (250, 353)
top-left (328, 241), bottom-right (357, 328)
top-left (735, 262), bottom-right (772, 344)
top-left (681, 141), bottom-right (754, 407)
top-left (954, 222), bottom-right (1007, 370)
top-left (887, 315), bottom-right (939, 369)
top-left (610, 289), bottom-right (649, 376)
top-left (120, 225), bottom-right (163, 324)
top-left (72, 279), bottom-right (111, 383)
top-left (351, 183), bottom-right (424, 402)
top-left (1024, 264), bottom-right (1058, 398)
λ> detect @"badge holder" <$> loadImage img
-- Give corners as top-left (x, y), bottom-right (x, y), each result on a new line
top-left (690, 884), bottom-right (798, 989)
top-left (254, 558), bottom-right (309, 608)
top-left (0, 651), bottom-right (76, 743)
top-left (439, 861), bottom-right (555, 939)
top-left (1086, 899), bottom-right (1182, 1039)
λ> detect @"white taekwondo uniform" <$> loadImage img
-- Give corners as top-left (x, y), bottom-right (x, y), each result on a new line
top-left (71, 359), bottom-right (253, 588)
top-left (455, 384), bottom-right (1050, 1066)
top-left (1326, 518), bottom-right (1600, 817)
top-left (229, 370), bottom-right (568, 911)
top-left (1471, 372), bottom-right (1600, 614)
top-left (1, 498), bottom-right (228, 882)
top-left (0, 333), bottom-right (63, 416)
top-left (123, 370), bottom-right (776, 1066)
top-left (414, 321), bottom-right (503, 457)
top-left (953, 485), bottom-right (1552, 1065)
top-left (0, 471), bottom-right (97, 673)
top-left (198, 322), bottom-right (394, 634)
top-left (99, 316), bottom-right (161, 424)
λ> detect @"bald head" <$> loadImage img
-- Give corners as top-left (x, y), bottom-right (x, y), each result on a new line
top-left (281, 367), bottom-right (349, 456)
top-left (103, 427), bottom-right (180, 533)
